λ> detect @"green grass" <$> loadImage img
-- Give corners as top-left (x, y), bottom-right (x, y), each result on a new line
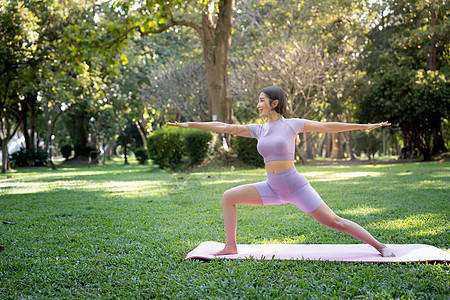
top-left (1, 158), bottom-right (449, 299)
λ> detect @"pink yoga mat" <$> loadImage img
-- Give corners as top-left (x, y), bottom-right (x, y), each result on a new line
top-left (186, 241), bottom-right (450, 263)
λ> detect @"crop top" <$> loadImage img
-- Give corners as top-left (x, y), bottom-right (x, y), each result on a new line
top-left (248, 116), bottom-right (306, 163)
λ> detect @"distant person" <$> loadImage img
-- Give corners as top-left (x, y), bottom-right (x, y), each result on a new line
top-left (167, 86), bottom-right (395, 257)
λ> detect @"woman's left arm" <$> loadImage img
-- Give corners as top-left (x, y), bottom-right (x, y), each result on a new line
top-left (303, 120), bottom-right (391, 133)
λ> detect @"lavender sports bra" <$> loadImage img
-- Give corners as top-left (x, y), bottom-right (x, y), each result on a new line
top-left (248, 116), bottom-right (306, 163)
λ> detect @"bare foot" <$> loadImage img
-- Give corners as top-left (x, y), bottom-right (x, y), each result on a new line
top-left (214, 245), bottom-right (238, 256)
top-left (380, 245), bottom-right (395, 257)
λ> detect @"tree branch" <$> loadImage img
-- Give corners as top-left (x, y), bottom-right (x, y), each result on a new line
top-left (140, 19), bottom-right (203, 37)
top-left (105, 15), bottom-right (203, 51)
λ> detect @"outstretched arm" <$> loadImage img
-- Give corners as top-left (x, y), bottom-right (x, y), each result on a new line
top-left (166, 121), bottom-right (252, 138)
top-left (303, 120), bottom-right (391, 133)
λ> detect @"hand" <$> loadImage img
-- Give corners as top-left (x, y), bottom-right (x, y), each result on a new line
top-left (367, 121), bottom-right (391, 130)
top-left (166, 121), bottom-right (189, 128)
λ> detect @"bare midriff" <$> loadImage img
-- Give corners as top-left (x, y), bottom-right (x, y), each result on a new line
top-left (265, 160), bottom-right (295, 173)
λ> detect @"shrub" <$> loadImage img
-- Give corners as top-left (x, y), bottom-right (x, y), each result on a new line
top-left (10, 148), bottom-right (48, 167)
top-left (233, 135), bottom-right (264, 167)
top-left (60, 144), bottom-right (73, 160)
top-left (183, 129), bottom-right (213, 165)
top-left (134, 147), bottom-right (149, 165)
top-left (147, 126), bottom-right (184, 169)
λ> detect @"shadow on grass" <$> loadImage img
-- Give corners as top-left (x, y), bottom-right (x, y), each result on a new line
top-left (1, 162), bottom-right (448, 252)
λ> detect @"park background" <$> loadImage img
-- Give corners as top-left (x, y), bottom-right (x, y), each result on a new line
top-left (1, 0), bottom-right (449, 299)
top-left (0, 0), bottom-right (449, 170)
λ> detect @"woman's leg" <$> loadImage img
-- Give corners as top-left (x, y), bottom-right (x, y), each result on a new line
top-left (215, 184), bottom-right (263, 255)
top-left (308, 202), bottom-right (395, 257)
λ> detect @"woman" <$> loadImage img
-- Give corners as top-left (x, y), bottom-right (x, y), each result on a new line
top-left (167, 86), bottom-right (395, 257)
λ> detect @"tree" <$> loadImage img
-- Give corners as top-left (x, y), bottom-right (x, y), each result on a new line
top-left (232, 41), bottom-right (335, 117)
top-left (358, 0), bottom-right (449, 160)
top-left (139, 0), bottom-right (235, 123)
top-left (231, 0), bottom-right (383, 160)
top-left (142, 61), bottom-right (209, 123)
top-left (60, 0), bottom-right (129, 159)
top-left (230, 40), bottom-right (341, 161)
top-left (0, 0), bottom-right (40, 172)
top-left (71, 0), bottom-right (236, 123)
top-left (357, 67), bottom-right (449, 161)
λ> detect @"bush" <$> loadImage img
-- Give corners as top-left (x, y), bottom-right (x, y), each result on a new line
top-left (134, 147), bottom-right (149, 165)
top-left (184, 129), bottom-right (213, 165)
top-left (10, 147), bottom-right (48, 167)
top-left (60, 144), bottom-right (73, 160)
top-left (233, 136), bottom-right (264, 167)
top-left (147, 127), bottom-right (213, 169)
top-left (147, 126), bottom-right (184, 169)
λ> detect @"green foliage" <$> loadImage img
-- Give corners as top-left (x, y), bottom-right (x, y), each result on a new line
top-left (233, 135), bottom-right (264, 168)
top-left (147, 127), bottom-right (213, 169)
top-left (358, 68), bottom-right (449, 160)
top-left (60, 144), bottom-right (73, 160)
top-left (133, 147), bottom-right (149, 165)
top-left (356, 0), bottom-right (450, 160)
top-left (9, 147), bottom-right (48, 167)
top-left (147, 126), bottom-right (185, 169)
top-left (1, 0), bottom-right (448, 173)
top-left (352, 132), bottom-right (382, 159)
top-left (183, 129), bottom-right (213, 165)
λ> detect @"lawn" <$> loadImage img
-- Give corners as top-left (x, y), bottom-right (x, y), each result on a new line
top-left (1, 158), bottom-right (449, 299)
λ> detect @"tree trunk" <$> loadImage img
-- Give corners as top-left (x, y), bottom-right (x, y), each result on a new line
top-left (46, 101), bottom-right (63, 170)
top-left (331, 132), bottom-right (344, 159)
top-left (140, 1), bottom-right (235, 123)
top-left (45, 100), bottom-right (55, 170)
top-left (135, 120), bottom-right (147, 150)
top-left (295, 143), bottom-right (306, 164)
top-left (366, 134), bottom-right (373, 160)
top-left (45, 100), bottom-right (51, 153)
top-left (1, 116), bottom-right (21, 173)
top-left (0, 80), bottom-right (13, 172)
top-left (29, 98), bottom-right (36, 151)
top-left (201, 0), bottom-right (235, 123)
top-left (121, 131), bottom-right (129, 165)
top-left (331, 115), bottom-right (345, 159)
top-left (316, 132), bottom-right (327, 158)
top-left (432, 123), bottom-right (448, 155)
top-left (303, 132), bottom-right (313, 159)
top-left (1, 139), bottom-right (10, 173)
top-left (419, 146), bottom-right (433, 161)
top-left (22, 109), bottom-right (30, 150)
top-left (401, 131), bottom-right (413, 159)
top-left (325, 132), bottom-right (331, 158)
top-left (391, 130), bottom-right (399, 156)
top-left (72, 108), bottom-right (89, 157)
top-left (105, 140), bottom-right (115, 160)
top-left (345, 132), bottom-right (356, 160)
top-left (426, 6), bottom-right (438, 71)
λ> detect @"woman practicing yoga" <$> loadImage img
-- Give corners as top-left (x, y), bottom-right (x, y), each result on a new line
top-left (167, 86), bottom-right (395, 257)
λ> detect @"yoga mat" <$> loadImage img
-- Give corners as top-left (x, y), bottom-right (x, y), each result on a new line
top-left (186, 241), bottom-right (450, 263)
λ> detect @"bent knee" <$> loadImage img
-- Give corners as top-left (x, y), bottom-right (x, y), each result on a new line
top-left (222, 189), bottom-right (236, 205)
top-left (222, 189), bottom-right (234, 200)
top-left (221, 185), bottom-right (263, 206)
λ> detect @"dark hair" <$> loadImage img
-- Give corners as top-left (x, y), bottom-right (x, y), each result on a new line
top-left (261, 86), bottom-right (287, 115)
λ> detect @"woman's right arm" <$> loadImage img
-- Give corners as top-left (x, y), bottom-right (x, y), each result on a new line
top-left (166, 121), bottom-right (252, 138)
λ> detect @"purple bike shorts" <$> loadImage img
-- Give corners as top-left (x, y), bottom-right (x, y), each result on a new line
top-left (254, 166), bottom-right (323, 213)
